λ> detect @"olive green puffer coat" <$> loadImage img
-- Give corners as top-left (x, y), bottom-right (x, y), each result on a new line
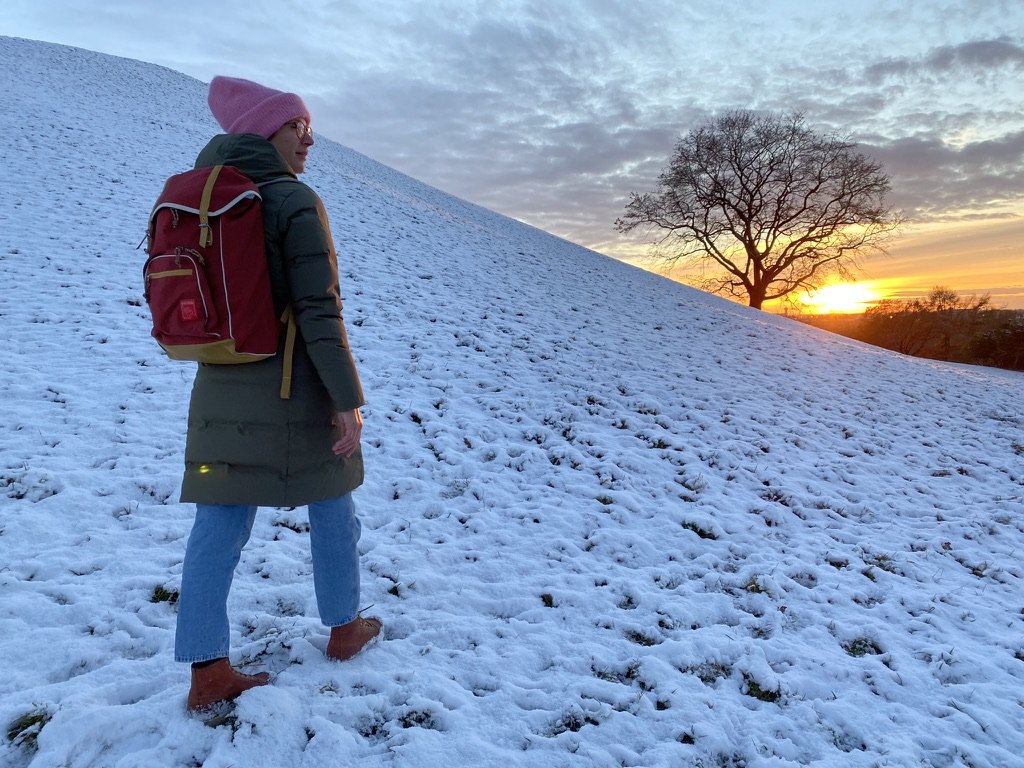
top-left (179, 134), bottom-right (365, 506)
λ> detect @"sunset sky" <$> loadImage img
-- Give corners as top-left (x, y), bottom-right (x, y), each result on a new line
top-left (3, 0), bottom-right (1022, 309)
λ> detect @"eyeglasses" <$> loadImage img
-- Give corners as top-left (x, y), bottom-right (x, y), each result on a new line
top-left (290, 121), bottom-right (313, 141)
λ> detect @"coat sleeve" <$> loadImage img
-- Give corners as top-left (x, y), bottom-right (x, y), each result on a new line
top-left (276, 184), bottom-right (365, 412)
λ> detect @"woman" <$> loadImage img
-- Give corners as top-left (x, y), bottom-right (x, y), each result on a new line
top-left (173, 76), bottom-right (380, 713)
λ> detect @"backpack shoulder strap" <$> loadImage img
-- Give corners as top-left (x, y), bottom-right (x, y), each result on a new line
top-left (279, 305), bottom-right (298, 400)
top-left (197, 165), bottom-right (224, 248)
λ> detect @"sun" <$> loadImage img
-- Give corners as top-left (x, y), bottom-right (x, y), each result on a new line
top-left (800, 283), bottom-right (881, 314)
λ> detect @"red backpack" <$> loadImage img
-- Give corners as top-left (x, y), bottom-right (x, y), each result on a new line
top-left (144, 165), bottom-right (297, 396)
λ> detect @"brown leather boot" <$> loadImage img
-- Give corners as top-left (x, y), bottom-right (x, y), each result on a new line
top-left (326, 616), bottom-right (382, 661)
top-left (186, 658), bottom-right (271, 713)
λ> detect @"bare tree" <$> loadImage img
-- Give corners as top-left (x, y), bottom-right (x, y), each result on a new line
top-left (972, 315), bottom-right (1024, 370)
top-left (861, 298), bottom-right (932, 355)
top-left (616, 110), bottom-right (903, 309)
top-left (860, 287), bottom-right (992, 358)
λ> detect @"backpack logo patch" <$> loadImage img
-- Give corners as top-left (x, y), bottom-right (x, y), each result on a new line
top-left (179, 299), bottom-right (200, 322)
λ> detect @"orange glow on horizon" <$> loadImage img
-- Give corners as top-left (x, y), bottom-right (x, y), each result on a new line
top-left (607, 217), bottom-right (1024, 311)
top-left (798, 282), bottom-right (882, 314)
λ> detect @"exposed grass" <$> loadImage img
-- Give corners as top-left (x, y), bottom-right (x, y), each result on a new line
top-left (842, 637), bottom-right (883, 657)
top-left (684, 662), bottom-right (732, 686)
top-left (624, 629), bottom-right (660, 647)
top-left (742, 674), bottom-right (781, 703)
top-left (544, 708), bottom-right (601, 737)
top-left (150, 585), bottom-right (179, 604)
top-left (6, 708), bottom-right (51, 754)
top-left (743, 576), bottom-right (765, 594)
top-left (681, 520), bottom-right (717, 540)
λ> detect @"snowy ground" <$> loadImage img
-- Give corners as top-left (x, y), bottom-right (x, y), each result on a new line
top-left (1, 36), bottom-right (1022, 768)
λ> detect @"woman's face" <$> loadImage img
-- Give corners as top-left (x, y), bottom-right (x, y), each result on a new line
top-left (270, 120), bottom-right (314, 174)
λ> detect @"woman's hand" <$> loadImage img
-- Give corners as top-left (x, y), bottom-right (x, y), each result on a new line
top-left (332, 408), bottom-right (363, 457)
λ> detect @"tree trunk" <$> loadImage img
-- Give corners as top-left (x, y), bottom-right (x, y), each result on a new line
top-left (748, 287), bottom-right (765, 310)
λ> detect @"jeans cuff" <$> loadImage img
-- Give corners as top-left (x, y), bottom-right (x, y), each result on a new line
top-left (175, 651), bottom-right (231, 664)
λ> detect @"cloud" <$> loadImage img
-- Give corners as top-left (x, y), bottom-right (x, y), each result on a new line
top-left (308, 1), bottom-right (714, 246)
top-left (3, 0), bottom-right (1022, 265)
top-left (321, 12), bottom-right (1024, 248)
top-left (863, 130), bottom-right (1024, 220)
top-left (865, 37), bottom-right (1024, 82)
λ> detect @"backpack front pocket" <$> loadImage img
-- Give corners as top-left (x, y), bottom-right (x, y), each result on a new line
top-left (144, 250), bottom-right (221, 343)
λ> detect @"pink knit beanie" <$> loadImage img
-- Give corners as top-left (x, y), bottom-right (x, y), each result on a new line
top-left (207, 75), bottom-right (311, 139)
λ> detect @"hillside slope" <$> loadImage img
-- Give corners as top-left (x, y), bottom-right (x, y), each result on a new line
top-left (1, 36), bottom-right (1022, 768)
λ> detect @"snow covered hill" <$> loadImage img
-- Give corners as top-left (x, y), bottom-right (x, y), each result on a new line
top-left (1, 35), bottom-right (1022, 768)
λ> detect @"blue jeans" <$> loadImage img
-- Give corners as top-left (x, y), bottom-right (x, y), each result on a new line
top-left (174, 494), bottom-right (362, 663)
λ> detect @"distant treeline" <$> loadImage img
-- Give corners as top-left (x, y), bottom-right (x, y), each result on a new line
top-left (794, 288), bottom-right (1024, 371)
